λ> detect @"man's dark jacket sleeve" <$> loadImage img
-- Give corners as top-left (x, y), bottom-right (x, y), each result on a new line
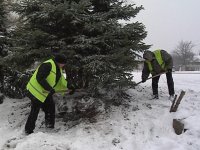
top-left (36, 62), bottom-right (54, 91)
top-left (142, 62), bottom-right (150, 81)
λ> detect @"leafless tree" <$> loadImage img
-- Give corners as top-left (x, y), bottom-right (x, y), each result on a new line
top-left (172, 41), bottom-right (195, 70)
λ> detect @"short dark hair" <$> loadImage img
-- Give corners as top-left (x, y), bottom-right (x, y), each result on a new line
top-left (54, 53), bottom-right (67, 64)
top-left (143, 50), bottom-right (153, 60)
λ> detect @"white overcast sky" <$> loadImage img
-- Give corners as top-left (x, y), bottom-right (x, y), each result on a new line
top-left (126, 0), bottom-right (200, 53)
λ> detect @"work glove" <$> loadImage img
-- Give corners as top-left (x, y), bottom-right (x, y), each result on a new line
top-left (167, 69), bottom-right (172, 73)
top-left (68, 87), bottom-right (75, 95)
top-left (67, 84), bottom-right (76, 95)
top-left (142, 79), bottom-right (146, 83)
top-left (49, 88), bottom-right (55, 95)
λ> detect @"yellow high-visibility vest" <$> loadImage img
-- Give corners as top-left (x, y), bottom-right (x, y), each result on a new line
top-left (145, 50), bottom-right (165, 73)
top-left (27, 59), bottom-right (67, 103)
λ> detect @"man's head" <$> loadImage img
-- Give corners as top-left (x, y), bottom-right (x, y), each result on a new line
top-left (54, 53), bottom-right (67, 68)
top-left (143, 50), bottom-right (154, 61)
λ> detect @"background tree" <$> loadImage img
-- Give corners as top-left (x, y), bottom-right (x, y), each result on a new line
top-left (172, 40), bottom-right (195, 71)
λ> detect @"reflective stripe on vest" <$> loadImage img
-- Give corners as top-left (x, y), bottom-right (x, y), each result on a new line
top-left (26, 59), bottom-right (67, 103)
top-left (145, 50), bottom-right (165, 73)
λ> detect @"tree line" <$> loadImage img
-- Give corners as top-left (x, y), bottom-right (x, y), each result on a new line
top-left (172, 40), bottom-right (199, 71)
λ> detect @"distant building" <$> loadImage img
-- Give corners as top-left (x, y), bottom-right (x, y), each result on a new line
top-left (179, 55), bottom-right (200, 71)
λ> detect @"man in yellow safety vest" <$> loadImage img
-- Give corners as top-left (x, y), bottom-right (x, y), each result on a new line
top-left (141, 49), bottom-right (175, 100)
top-left (25, 53), bottom-right (69, 134)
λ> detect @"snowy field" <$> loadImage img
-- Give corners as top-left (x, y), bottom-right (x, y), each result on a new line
top-left (0, 71), bottom-right (200, 150)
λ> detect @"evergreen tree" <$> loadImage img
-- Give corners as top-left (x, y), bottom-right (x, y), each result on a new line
top-left (0, 0), bottom-right (8, 58)
top-left (0, 0), bottom-right (8, 94)
top-left (10, 0), bottom-right (150, 96)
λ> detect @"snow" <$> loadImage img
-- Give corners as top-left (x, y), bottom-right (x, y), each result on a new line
top-left (1, 71), bottom-right (200, 150)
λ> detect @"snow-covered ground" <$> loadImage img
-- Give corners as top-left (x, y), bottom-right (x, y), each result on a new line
top-left (0, 71), bottom-right (200, 150)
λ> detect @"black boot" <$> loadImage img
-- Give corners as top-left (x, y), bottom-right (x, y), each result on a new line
top-left (151, 94), bottom-right (159, 99)
top-left (25, 130), bottom-right (34, 135)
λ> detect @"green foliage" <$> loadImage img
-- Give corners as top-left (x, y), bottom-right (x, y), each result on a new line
top-left (10, 0), bottom-right (150, 94)
top-left (0, 0), bottom-right (8, 58)
top-left (0, 65), bottom-right (31, 98)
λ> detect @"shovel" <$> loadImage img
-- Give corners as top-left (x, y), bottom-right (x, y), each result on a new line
top-left (43, 88), bottom-right (84, 94)
top-left (134, 71), bottom-right (168, 86)
top-left (43, 89), bottom-right (68, 94)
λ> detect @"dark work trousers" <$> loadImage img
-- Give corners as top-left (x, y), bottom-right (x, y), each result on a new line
top-left (25, 92), bottom-right (55, 133)
top-left (152, 71), bottom-right (175, 96)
